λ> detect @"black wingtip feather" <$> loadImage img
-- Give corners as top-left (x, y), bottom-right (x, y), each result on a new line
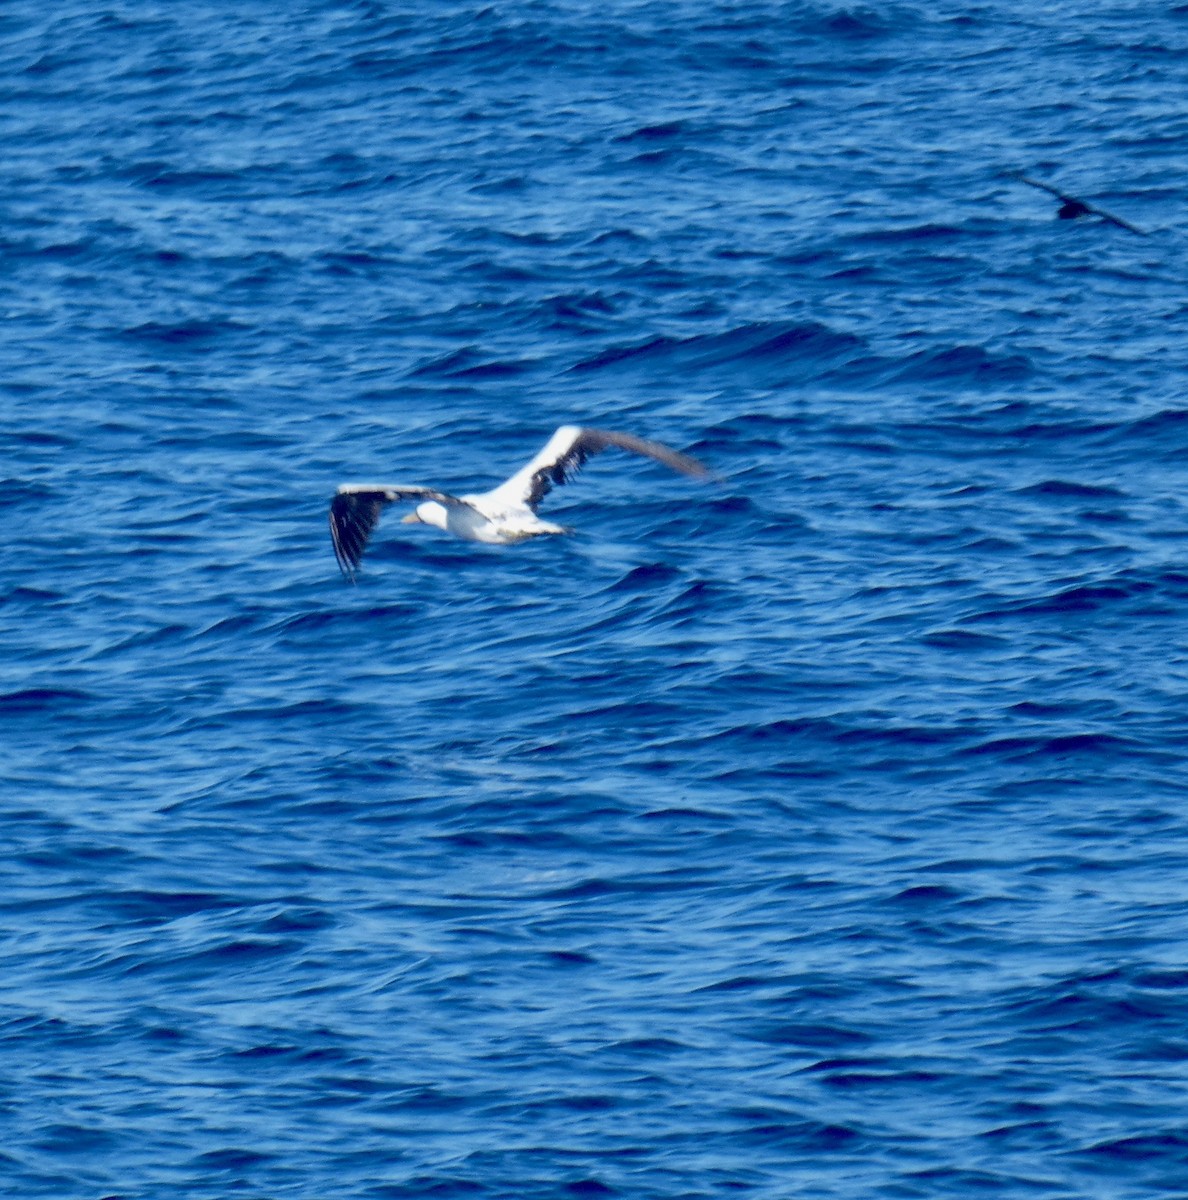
top-left (330, 492), bottom-right (384, 580)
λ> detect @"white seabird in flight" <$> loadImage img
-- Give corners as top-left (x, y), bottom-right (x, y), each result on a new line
top-left (329, 424), bottom-right (712, 578)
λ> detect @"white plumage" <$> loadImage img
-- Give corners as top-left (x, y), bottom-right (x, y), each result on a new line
top-left (329, 424), bottom-right (710, 578)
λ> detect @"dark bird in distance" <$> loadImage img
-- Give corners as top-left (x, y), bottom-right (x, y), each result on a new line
top-left (1014, 174), bottom-right (1147, 236)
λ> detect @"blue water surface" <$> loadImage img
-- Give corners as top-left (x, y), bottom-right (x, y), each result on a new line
top-left (4, 2), bottom-right (1188, 1197)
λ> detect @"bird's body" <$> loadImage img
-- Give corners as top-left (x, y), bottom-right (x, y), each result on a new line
top-left (329, 424), bottom-right (710, 578)
top-left (405, 497), bottom-right (569, 544)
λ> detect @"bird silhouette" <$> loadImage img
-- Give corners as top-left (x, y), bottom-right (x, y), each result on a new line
top-left (1014, 174), bottom-right (1146, 236)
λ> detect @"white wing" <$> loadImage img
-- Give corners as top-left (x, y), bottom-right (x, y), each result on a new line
top-left (483, 425), bottom-right (711, 511)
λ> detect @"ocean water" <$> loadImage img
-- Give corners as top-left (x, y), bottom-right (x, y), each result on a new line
top-left (4, 2), bottom-right (1188, 1196)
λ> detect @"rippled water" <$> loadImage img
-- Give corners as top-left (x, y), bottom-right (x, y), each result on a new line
top-left (4, 2), bottom-right (1188, 1197)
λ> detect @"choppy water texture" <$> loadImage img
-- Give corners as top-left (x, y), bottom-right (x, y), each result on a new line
top-left (4, 2), bottom-right (1188, 1197)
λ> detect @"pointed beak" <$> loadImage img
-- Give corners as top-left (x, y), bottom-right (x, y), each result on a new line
top-left (401, 512), bottom-right (420, 524)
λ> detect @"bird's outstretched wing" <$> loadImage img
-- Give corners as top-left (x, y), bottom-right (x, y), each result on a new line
top-left (329, 484), bottom-right (466, 579)
top-left (1014, 174), bottom-right (1146, 236)
top-left (485, 425), bottom-right (712, 511)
